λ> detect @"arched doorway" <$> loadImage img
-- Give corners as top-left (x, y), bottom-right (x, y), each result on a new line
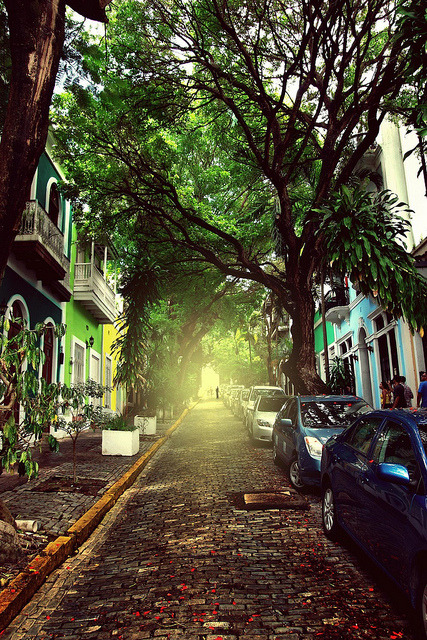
top-left (358, 328), bottom-right (373, 407)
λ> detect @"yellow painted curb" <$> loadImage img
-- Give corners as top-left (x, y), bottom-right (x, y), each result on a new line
top-left (0, 404), bottom-right (196, 632)
top-left (0, 536), bottom-right (73, 631)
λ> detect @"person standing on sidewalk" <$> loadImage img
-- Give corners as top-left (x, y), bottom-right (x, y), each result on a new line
top-left (399, 376), bottom-right (414, 407)
top-left (417, 372), bottom-right (427, 409)
top-left (391, 377), bottom-right (407, 409)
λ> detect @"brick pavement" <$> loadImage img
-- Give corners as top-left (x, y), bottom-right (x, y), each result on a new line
top-left (1, 400), bottom-right (418, 639)
top-left (0, 419), bottom-right (174, 539)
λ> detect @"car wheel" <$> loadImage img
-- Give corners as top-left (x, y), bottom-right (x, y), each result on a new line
top-left (288, 456), bottom-right (305, 491)
top-left (321, 484), bottom-right (340, 541)
top-left (416, 568), bottom-right (427, 639)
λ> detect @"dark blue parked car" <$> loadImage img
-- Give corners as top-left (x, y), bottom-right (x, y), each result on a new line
top-left (321, 409), bottom-right (427, 638)
top-left (272, 395), bottom-right (371, 490)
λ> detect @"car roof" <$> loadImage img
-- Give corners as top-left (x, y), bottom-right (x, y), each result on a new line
top-left (364, 408), bottom-right (427, 427)
top-left (252, 385), bottom-right (284, 390)
top-left (295, 395), bottom-right (365, 403)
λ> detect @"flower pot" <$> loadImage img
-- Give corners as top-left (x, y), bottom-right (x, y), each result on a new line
top-left (49, 425), bottom-right (70, 440)
top-left (134, 415), bottom-right (157, 435)
top-left (102, 428), bottom-right (140, 456)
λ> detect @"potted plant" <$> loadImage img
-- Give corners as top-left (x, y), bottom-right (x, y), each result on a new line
top-left (134, 384), bottom-right (157, 435)
top-left (101, 413), bottom-right (140, 456)
top-left (134, 409), bottom-right (157, 435)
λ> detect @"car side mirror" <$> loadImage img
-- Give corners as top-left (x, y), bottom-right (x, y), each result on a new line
top-left (280, 418), bottom-right (293, 429)
top-left (377, 463), bottom-right (410, 486)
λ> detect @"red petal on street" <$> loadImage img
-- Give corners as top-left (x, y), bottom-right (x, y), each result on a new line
top-left (212, 610), bottom-right (218, 614)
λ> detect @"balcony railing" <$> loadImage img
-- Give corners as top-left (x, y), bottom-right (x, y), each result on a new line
top-left (73, 263), bottom-right (116, 323)
top-left (323, 288), bottom-right (350, 312)
top-left (14, 200), bottom-right (71, 296)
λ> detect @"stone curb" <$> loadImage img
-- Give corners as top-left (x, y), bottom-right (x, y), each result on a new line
top-left (0, 405), bottom-right (193, 632)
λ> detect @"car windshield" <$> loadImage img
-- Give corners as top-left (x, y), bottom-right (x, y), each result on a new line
top-left (257, 396), bottom-right (286, 412)
top-left (301, 400), bottom-right (371, 428)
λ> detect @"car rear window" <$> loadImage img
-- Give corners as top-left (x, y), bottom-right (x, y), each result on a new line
top-left (301, 400), bottom-right (371, 428)
top-left (257, 388), bottom-right (284, 397)
top-left (257, 396), bottom-right (286, 412)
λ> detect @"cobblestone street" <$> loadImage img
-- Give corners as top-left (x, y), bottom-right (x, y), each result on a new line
top-left (3, 400), bottom-right (418, 639)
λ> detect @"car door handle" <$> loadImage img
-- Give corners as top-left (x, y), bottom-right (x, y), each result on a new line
top-left (359, 473), bottom-right (369, 485)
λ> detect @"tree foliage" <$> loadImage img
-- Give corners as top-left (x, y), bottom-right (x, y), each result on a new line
top-left (52, 0), bottom-right (427, 393)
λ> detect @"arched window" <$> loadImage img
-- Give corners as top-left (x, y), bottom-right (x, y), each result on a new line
top-left (48, 183), bottom-right (60, 226)
top-left (42, 324), bottom-right (55, 384)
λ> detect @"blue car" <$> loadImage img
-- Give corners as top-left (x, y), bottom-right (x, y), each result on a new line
top-left (272, 395), bottom-right (371, 490)
top-left (321, 409), bottom-right (427, 638)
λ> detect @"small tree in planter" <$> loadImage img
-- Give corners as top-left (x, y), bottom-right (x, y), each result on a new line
top-left (51, 379), bottom-right (106, 483)
top-left (100, 413), bottom-right (139, 456)
top-left (133, 382), bottom-right (157, 434)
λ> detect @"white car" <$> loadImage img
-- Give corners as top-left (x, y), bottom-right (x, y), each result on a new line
top-left (245, 385), bottom-right (286, 431)
top-left (250, 394), bottom-right (288, 442)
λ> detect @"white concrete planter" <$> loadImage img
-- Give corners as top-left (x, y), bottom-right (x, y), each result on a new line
top-left (134, 415), bottom-right (157, 435)
top-left (49, 425), bottom-right (70, 440)
top-left (102, 428), bottom-right (140, 456)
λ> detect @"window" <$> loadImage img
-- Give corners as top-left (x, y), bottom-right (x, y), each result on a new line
top-left (345, 417), bottom-right (382, 455)
top-left (302, 400), bottom-right (371, 429)
top-left (285, 400), bottom-right (298, 426)
top-left (48, 183), bottom-right (60, 226)
top-left (74, 343), bottom-right (85, 384)
top-left (373, 313), bottom-right (400, 382)
top-left (105, 356), bottom-right (112, 409)
top-left (41, 324), bottom-right (54, 383)
top-left (372, 421), bottom-right (422, 488)
top-left (257, 396), bottom-right (286, 413)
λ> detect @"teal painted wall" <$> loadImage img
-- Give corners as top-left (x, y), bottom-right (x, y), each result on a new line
top-left (35, 153), bottom-right (66, 234)
top-left (314, 309), bottom-right (334, 353)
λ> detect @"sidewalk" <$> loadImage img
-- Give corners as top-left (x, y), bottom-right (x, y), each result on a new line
top-left (0, 409), bottom-right (195, 631)
top-left (0, 418), bottom-right (175, 577)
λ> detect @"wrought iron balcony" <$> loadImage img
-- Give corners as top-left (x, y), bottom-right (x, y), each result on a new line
top-left (73, 262), bottom-right (117, 324)
top-left (13, 200), bottom-right (71, 301)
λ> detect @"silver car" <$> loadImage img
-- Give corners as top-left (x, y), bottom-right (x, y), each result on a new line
top-left (249, 394), bottom-right (288, 443)
top-left (245, 385), bottom-right (286, 431)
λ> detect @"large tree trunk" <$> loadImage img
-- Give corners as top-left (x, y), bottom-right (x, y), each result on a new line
top-left (0, 0), bottom-right (111, 287)
top-left (0, 0), bottom-right (66, 286)
top-left (280, 282), bottom-right (329, 395)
